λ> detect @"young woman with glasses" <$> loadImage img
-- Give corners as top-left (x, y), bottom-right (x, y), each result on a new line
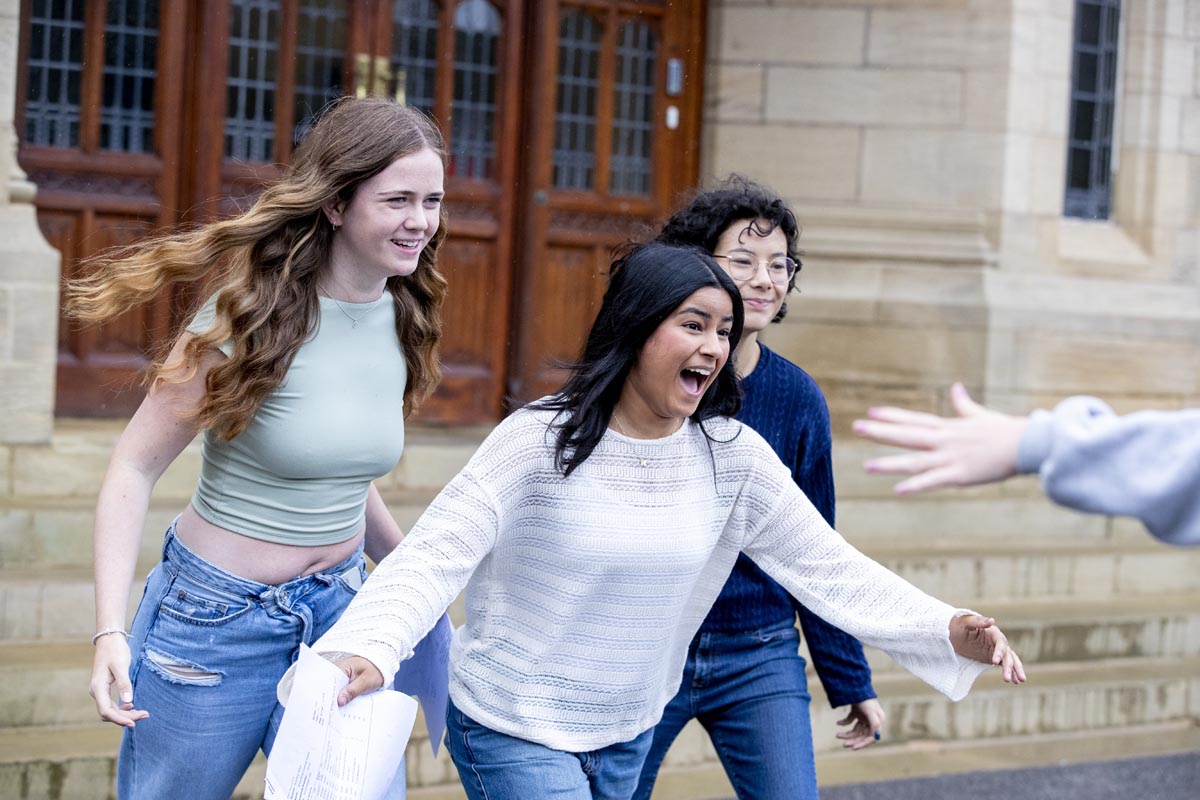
top-left (281, 241), bottom-right (1025, 800)
top-left (631, 177), bottom-right (884, 800)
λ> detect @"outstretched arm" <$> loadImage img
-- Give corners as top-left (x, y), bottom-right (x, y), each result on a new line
top-left (853, 384), bottom-right (1200, 546)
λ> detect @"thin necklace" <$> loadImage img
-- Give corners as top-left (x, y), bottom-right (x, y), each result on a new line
top-left (609, 411), bottom-right (649, 467)
top-left (322, 283), bottom-right (383, 329)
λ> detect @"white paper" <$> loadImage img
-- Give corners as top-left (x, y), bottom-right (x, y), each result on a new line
top-left (266, 645), bottom-right (417, 800)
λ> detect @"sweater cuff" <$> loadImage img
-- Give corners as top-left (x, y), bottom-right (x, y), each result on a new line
top-left (1016, 409), bottom-right (1053, 474)
top-left (824, 683), bottom-right (877, 709)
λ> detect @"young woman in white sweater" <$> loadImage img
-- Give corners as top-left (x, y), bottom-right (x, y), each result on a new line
top-left (285, 242), bottom-right (1025, 799)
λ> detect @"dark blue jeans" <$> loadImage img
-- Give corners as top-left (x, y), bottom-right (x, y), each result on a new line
top-left (633, 619), bottom-right (817, 800)
top-left (446, 699), bottom-right (655, 800)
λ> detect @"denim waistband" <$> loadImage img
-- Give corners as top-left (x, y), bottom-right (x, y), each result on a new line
top-left (161, 519), bottom-right (364, 600)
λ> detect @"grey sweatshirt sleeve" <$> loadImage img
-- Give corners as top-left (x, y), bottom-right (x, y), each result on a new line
top-left (1016, 396), bottom-right (1200, 546)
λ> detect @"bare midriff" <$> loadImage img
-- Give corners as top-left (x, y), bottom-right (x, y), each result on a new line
top-left (175, 504), bottom-right (364, 586)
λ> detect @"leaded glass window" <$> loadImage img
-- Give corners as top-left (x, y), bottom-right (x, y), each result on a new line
top-left (293, 0), bottom-right (348, 143)
top-left (1064, 0), bottom-right (1120, 220)
top-left (226, 0), bottom-right (280, 162)
top-left (552, 12), bottom-right (601, 190)
top-left (26, 0), bottom-right (86, 148)
top-left (101, 0), bottom-right (158, 153)
top-left (390, 0), bottom-right (439, 115)
top-left (610, 20), bottom-right (656, 196)
top-left (451, 0), bottom-right (500, 179)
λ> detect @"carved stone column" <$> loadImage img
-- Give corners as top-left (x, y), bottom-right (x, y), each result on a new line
top-left (0, 0), bottom-right (60, 444)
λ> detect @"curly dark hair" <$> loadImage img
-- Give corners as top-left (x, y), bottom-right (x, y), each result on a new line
top-left (531, 242), bottom-right (744, 477)
top-left (656, 175), bottom-right (802, 322)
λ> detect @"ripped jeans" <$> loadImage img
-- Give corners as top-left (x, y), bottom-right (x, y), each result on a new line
top-left (117, 523), bottom-right (403, 799)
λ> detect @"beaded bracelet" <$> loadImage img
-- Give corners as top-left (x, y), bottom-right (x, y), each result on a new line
top-left (91, 627), bottom-right (130, 645)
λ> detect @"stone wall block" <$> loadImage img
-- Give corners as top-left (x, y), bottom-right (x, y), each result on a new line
top-left (766, 318), bottom-right (987, 387)
top-left (0, 365), bottom-right (53, 443)
top-left (703, 124), bottom-right (861, 201)
top-left (861, 130), bottom-right (1006, 208)
top-left (1012, 331), bottom-right (1200, 397)
top-left (765, 66), bottom-right (963, 126)
top-left (1037, 10), bottom-right (1073, 78)
top-left (703, 63), bottom-right (765, 123)
top-left (712, 7), bottom-right (866, 66)
top-left (1030, 135), bottom-right (1069, 215)
top-left (867, 8), bottom-right (1012, 70)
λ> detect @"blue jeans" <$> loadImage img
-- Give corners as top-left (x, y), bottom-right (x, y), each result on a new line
top-left (632, 619), bottom-right (817, 800)
top-left (445, 699), bottom-right (655, 800)
top-left (116, 524), bottom-right (405, 799)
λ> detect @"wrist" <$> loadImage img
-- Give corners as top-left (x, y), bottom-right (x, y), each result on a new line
top-left (92, 627), bottom-right (130, 645)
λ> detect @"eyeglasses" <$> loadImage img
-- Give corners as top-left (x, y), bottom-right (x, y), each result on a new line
top-left (712, 254), bottom-right (798, 286)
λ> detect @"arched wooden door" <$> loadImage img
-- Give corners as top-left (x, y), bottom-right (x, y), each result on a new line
top-left (19, 0), bottom-right (703, 422)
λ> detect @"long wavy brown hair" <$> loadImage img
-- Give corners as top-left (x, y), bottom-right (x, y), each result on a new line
top-left (67, 97), bottom-right (449, 439)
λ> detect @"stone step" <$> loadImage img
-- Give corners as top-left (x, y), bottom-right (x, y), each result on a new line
top-left (650, 718), bottom-right (1200, 800)
top-left (0, 486), bottom-right (441, 568)
top-left (4, 716), bottom-right (1199, 800)
top-left (848, 593), bottom-right (1200, 674)
top-left (859, 540), bottom-right (1200, 602)
top-left (5, 611), bottom-right (1197, 734)
top-left (4, 500), bottom-right (1190, 594)
top-left (5, 420), bottom-right (486, 501)
top-left (807, 655), bottom-right (1200, 752)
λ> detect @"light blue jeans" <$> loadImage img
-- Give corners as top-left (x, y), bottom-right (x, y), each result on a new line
top-left (445, 698), bottom-right (655, 800)
top-left (116, 524), bottom-right (405, 799)
top-left (632, 619), bottom-right (817, 800)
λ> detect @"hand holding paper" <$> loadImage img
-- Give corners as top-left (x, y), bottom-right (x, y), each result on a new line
top-left (265, 645), bottom-right (417, 800)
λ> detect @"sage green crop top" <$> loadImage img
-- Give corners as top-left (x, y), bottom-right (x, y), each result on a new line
top-left (185, 293), bottom-right (406, 545)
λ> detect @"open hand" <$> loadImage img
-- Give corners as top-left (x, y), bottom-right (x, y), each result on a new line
top-left (852, 383), bottom-right (1028, 494)
top-left (836, 698), bottom-right (886, 750)
top-left (949, 614), bottom-right (1026, 685)
top-left (333, 656), bottom-right (385, 706)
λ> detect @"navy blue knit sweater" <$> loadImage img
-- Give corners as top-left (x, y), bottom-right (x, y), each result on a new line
top-left (697, 344), bottom-right (876, 708)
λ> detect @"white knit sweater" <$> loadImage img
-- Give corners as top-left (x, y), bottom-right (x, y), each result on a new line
top-left (313, 407), bottom-right (989, 750)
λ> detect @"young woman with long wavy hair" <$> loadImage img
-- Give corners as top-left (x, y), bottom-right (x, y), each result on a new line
top-left (279, 242), bottom-right (1025, 800)
top-left (69, 97), bottom-right (447, 799)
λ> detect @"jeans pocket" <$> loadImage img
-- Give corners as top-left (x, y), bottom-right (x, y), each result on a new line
top-left (159, 569), bottom-right (255, 627)
top-left (753, 623), bottom-right (800, 645)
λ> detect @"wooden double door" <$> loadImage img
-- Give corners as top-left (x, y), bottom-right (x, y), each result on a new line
top-left (19, 0), bottom-right (705, 423)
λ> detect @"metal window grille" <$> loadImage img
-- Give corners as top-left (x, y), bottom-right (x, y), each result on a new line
top-left (225, 0), bottom-right (280, 162)
top-left (552, 12), bottom-right (601, 190)
top-left (293, 0), bottom-right (348, 144)
top-left (391, 0), bottom-right (439, 115)
top-left (100, 0), bottom-right (158, 153)
top-left (610, 20), bottom-right (655, 196)
top-left (26, 0), bottom-right (86, 148)
top-left (1064, 0), bottom-right (1120, 220)
top-left (450, 0), bottom-right (500, 180)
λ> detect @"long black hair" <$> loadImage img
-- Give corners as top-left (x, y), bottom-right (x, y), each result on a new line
top-left (531, 242), bottom-right (744, 477)
top-left (656, 174), bottom-right (802, 322)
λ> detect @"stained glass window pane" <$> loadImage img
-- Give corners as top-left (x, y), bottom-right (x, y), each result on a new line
top-left (610, 20), bottom-right (656, 196)
top-left (226, 0), bottom-right (280, 162)
top-left (294, 0), bottom-right (348, 143)
top-left (552, 12), bottom-right (601, 191)
top-left (451, 0), bottom-right (500, 179)
top-left (1063, 0), bottom-right (1120, 220)
top-left (26, 0), bottom-right (86, 148)
top-left (100, 0), bottom-right (158, 153)
top-left (391, 0), bottom-right (439, 115)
